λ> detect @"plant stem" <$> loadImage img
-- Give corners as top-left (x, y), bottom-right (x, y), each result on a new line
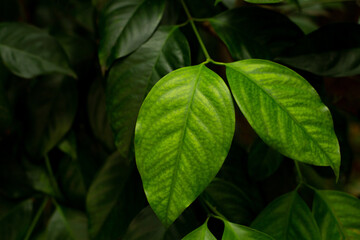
top-left (23, 198), bottom-right (48, 240)
top-left (294, 160), bottom-right (304, 183)
top-left (44, 154), bottom-right (63, 199)
top-left (180, 0), bottom-right (212, 61)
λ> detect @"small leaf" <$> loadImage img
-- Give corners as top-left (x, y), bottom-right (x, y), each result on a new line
top-left (277, 23), bottom-right (360, 77)
top-left (46, 204), bottom-right (89, 240)
top-left (86, 151), bottom-right (146, 239)
top-left (0, 198), bottom-right (33, 240)
top-left (226, 59), bottom-right (340, 179)
top-left (209, 7), bottom-right (303, 60)
top-left (313, 190), bottom-right (360, 239)
top-left (98, 0), bottom-right (166, 68)
top-left (251, 191), bottom-right (321, 240)
top-left (182, 219), bottom-right (216, 240)
top-left (222, 219), bottom-right (274, 240)
top-left (0, 23), bottom-right (76, 78)
top-left (135, 65), bottom-right (235, 227)
top-left (107, 26), bottom-right (190, 155)
top-left (248, 138), bottom-right (284, 181)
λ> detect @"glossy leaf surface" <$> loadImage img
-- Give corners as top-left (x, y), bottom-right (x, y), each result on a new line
top-left (98, 0), bottom-right (166, 68)
top-left (223, 220), bottom-right (274, 240)
top-left (46, 204), bottom-right (89, 240)
top-left (277, 23), bottom-right (360, 77)
top-left (107, 26), bottom-right (190, 155)
top-left (209, 7), bottom-right (303, 60)
top-left (86, 151), bottom-right (146, 239)
top-left (135, 65), bottom-right (235, 227)
top-left (226, 59), bottom-right (340, 178)
top-left (0, 23), bottom-right (75, 78)
top-left (313, 190), bottom-right (360, 239)
top-left (251, 191), bottom-right (321, 240)
top-left (182, 219), bottom-right (215, 240)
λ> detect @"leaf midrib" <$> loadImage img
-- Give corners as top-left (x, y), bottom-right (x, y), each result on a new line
top-left (164, 65), bottom-right (204, 225)
top-left (228, 64), bottom-right (335, 170)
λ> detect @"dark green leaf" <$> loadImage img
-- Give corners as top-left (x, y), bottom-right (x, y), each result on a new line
top-left (106, 26), bottom-right (190, 155)
top-left (277, 23), bottom-right (360, 77)
top-left (226, 59), bottom-right (340, 179)
top-left (202, 178), bottom-right (256, 225)
top-left (251, 191), bottom-right (321, 240)
top-left (25, 75), bottom-right (77, 157)
top-left (46, 204), bottom-right (89, 240)
top-left (98, 0), bottom-right (166, 68)
top-left (209, 7), bottom-right (303, 60)
top-left (182, 219), bottom-right (215, 240)
top-left (135, 64), bottom-right (235, 227)
top-left (86, 151), bottom-right (146, 239)
top-left (222, 219), bottom-right (274, 240)
top-left (313, 190), bottom-right (360, 239)
top-left (248, 138), bottom-right (284, 181)
top-left (0, 198), bottom-right (33, 240)
top-left (0, 23), bottom-right (76, 78)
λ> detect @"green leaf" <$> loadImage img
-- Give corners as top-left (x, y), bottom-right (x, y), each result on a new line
top-left (209, 7), bottom-right (303, 60)
top-left (222, 219), bottom-right (274, 240)
top-left (46, 204), bottom-right (89, 240)
top-left (248, 138), bottom-right (284, 181)
top-left (202, 178), bottom-right (256, 225)
top-left (135, 64), bottom-right (235, 227)
top-left (0, 198), bottom-right (33, 240)
top-left (25, 75), bottom-right (78, 157)
top-left (86, 151), bottom-right (146, 239)
top-left (277, 23), bottom-right (360, 77)
top-left (251, 191), bottom-right (321, 240)
top-left (313, 190), bottom-right (360, 239)
top-left (182, 219), bottom-right (215, 240)
top-left (226, 59), bottom-right (340, 179)
top-left (98, 0), bottom-right (166, 68)
top-left (107, 26), bottom-right (190, 156)
top-left (0, 23), bottom-right (76, 78)
top-left (244, 0), bottom-right (283, 3)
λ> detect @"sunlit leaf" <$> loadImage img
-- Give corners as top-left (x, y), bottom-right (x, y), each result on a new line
top-left (107, 26), bottom-right (190, 156)
top-left (182, 219), bottom-right (215, 240)
top-left (98, 0), bottom-right (166, 68)
top-left (226, 59), bottom-right (340, 179)
top-left (135, 65), bottom-right (235, 227)
top-left (251, 191), bottom-right (321, 240)
top-left (223, 219), bottom-right (274, 240)
top-left (313, 190), bottom-right (360, 239)
top-left (0, 23), bottom-right (76, 78)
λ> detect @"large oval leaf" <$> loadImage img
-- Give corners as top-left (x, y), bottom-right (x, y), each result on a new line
top-left (135, 65), bottom-right (235, 227)
top-left (251, 191), bottom-right (321, 240)
top-left (0, 23), bottom-right (75, 79)
top-left (182, 219), bottom-right (216, 240)
top-left (226, 59), bottom-right (340, 179)
top-left (222, 220), bottom-right (274, 240)
top-left (277, 23), bottom-right (360, 77)
top-left (106, 26), bottom-right (190, 156)
top-left (209, 7), bottom-right (303, 60)
top-left (98, 0), bottom-right (166, 68)
top-left (313, 190), bottom-right (360, 239)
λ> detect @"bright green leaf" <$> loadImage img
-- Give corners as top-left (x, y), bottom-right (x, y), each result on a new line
top-left (182, 219), bottom-right (215, 240)
top-left (0, 198), bottom-right (33, 240)
top-left (0, 23), bottom-right (76, 78)
top-left (277, 23), bottom-right (360, 77)
top-left (251, 191), bottom-right (321, 240)
top-left (46, 204), bottom-right (89, 240)
top-left (135, 64), bottom-right (235, 227)
top-left (98, 0), bottom-right (166, 68)
top-left (226, 59), bottom-right (340, 179)
top-left (107, 26), bottom-right (190, 156)
top-left (86, 151), bottom-right (146, 239)
top-left (222, 219), bottom-right (274, 240)
top-left (313, 190), bottom-right (360, 239)
top-left (209, 7), bottom-right (303, 60)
